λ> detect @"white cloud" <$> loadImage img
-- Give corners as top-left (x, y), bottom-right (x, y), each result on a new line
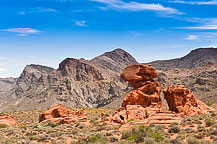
top-left (179, 18), bottom-right (217, 30)
top-left (90, 0), bottom-right (182, 14)
top-left (29, 7), bottom-right (58, 12)
top-left (74, 21), bottom-right (87, 27)
top-left (184, 35), bottom-right (198, 40)
top-left (170, 0), bottom-right (217, 5)
top-left (17, 12), bottom-right (26, 15)
top-left (2, 28), bottom-right (42, 36)
top-left (0, 68), bottom-right (7, 73)
top-left (0, 57), bottom-right (6, 60)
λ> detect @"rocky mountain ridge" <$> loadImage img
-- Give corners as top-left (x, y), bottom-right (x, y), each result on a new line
top-left (0, 48), bottom-right (138, 112)
top-left (0, 48), bottom-right (217, 111)
top-left (147, 48), bottom-right (217, 69)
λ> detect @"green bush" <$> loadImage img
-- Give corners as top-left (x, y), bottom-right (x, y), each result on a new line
top-left (168, 126), bottom-right (180, 133)
top-left (0, 124), bottom-right (8, 128)
top-left (47, 122), bottom-right (58, 128)
top-left (205, 118), bottom-right (215, 127)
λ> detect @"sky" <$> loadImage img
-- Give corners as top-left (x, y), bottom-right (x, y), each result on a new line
top-left (1, 0), bottom-right (217, 77)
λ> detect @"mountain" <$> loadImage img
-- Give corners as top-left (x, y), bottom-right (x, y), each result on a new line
top-left (147, 48), bottom-right (217, 69)
top-left (105, 48), bottom-right (217, 108)
top-left (0, 48), bottom-right (138, 112)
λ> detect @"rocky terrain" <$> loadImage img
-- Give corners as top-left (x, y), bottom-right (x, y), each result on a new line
top-left (0, 64), bottom-right (216, 144)
top-left (0, 47), bottom-right (217, 112)
top-left (147, 48), bottom-right (217, 69)
top-left (0, 48), bottom-right (138, 112)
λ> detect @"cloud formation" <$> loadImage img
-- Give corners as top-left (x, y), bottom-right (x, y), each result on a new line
top-left (90, 0), bottom-right (182, 14)
top-left (0, 68), bottom-right (7, 73)
top-left (74, 21), bottom-right (87, 27)
top-left (0, 57), bottom-right (6, 60)
top-left (2, 28), bottom-right (42, 36)
top-left (179, 18), bottom-right (217, 30)
top-left (184, 35), bottom-right (198, 40)
top-left (29, 7), bottom-right (58, 13)
top-left (170, 0), bottom-right (217, 5)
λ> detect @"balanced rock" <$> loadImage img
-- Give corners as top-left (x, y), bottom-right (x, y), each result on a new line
top-left (122, 80), bottom-right (161, 108)
top-left (39, 104), bottom-right (86, 124)
top-left (112, 64), bottom-right (164, 124)
top-left (120, 64), bottom-right (158, 88)
top-left (0, 115), bottom-right (18, 126)
top-left (164, 85), bottom-right (216, 116)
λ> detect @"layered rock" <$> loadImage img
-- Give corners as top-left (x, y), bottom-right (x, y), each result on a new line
top-left (39, 104), bottom-right (86, 124)
top-left (112, 64), bottom-right (165, 124)
top-left (120, 64), bottom-right (158, 88)
top-left (163, 85), bottom-right (216, 116)
top-left (0, 48), bottom-right (138, 112)
top-left (0, 115), bottom-right (18, 126)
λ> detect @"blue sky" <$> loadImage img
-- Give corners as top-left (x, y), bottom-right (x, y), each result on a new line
top-left (1, 0), bottom-right (217, 77)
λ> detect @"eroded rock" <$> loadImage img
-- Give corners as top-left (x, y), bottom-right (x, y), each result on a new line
top-left (163, 85), bottom-right (216, 116)
top-left (39, 104), bottom-right (86, 124)
top-left (122, 80), bottom-right (161, 108)
top-left (120, 64), bottom-right (158, 88)
top-left (0, 115), bottom-right (18, 126)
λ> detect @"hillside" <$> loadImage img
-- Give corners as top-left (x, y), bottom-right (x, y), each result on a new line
top-left (147, 48), bottom-right (217, 69)
top-left (0, 49), bottom-right (138, 112)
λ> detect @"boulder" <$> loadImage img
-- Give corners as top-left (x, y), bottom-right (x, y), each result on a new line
top-left (0, 115), bottom-right (18, 126)
top-left (163, 85), bottom-right (216, 116)
top-left (120, 64), bottom-right (158, 88)
top-left (39, 104), bottom-right (86, 124)
top-left (39, 104), bottom-right (69, 122)
top-left (122, 80), bottom-right (162, 108)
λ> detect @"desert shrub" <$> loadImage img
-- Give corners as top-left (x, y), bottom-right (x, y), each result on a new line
top-left (47, 122), bottom-right (57, 128)
top-left (151, 133), bottom-right (163, 142)
top-left (109, 136), bottom-right (118, 143)
top-left (186, 136), bottom-right (200, 144)
top-left (127, 118), bottom-right (134, 123)
top-left (143, 137), bottom-right (156, 144)
top-left (89, 136), bottom-right (98, 143)
top-left (170, 138), bottom-right (184, 144)
top-left (176, 134), bottom-right (185, 140)
top-left (194, 120), bottom-right (202, 124)
top-left (210, 129), bottom-right (217, 136)
top-left (121, 125), bottom-right (163, 143)
top-left (195, 132), bottom-right (205, 139)
top-left (205, 118), bottom-right (215, 127)
top-left (168, 126), bottom-right (180, 133)
top-left (0, 124), bottom-right (8, 128)
top-left (185, 128), bottom-right (194, 133)
top-left (169, 122), bottom-right (179, 127)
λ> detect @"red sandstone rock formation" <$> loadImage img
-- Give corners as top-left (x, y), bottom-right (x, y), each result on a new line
top-left (112, 64), bottom-right (164, 124)
top-left (120, 64), bottom-right (158, 88)
top-left (39, 104), bottom-right (69, 122)
top-left (163, 85), bottom-right (216, 116)
top-left (39, 104), bottom-right (86, 124)
top-left (0, 115), bottom-right (18, 126)
top-left (112, 65), bottom-right (216, 125)
top-left (122, 80), bottom-right (161, 108)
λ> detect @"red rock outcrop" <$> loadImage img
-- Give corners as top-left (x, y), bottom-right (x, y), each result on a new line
top-left (112, 64), bottom-right (164, 124)
top-left (120, 64), bottom-right (158, 88)
top-left (163, 85), bottom-right (216, 116)
top-left (0, 115), bottom-right (18, 126)
top-left (122, 80), bottom-right (161, 108)
top-left (39, 104), bottom-right (69, 122)
top-left (112, 65), bottom-right (216, 125)
top-left (39, 104), bottom-right (86, 124)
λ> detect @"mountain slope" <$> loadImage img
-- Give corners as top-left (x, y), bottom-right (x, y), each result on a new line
top-left (147, 48), bottom-right (217, 69)
top-left (0, 48), bottom-right (138, 112)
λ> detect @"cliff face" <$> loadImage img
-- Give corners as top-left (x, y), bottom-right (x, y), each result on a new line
top-left (0, 48), bottom-right (138, 112)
